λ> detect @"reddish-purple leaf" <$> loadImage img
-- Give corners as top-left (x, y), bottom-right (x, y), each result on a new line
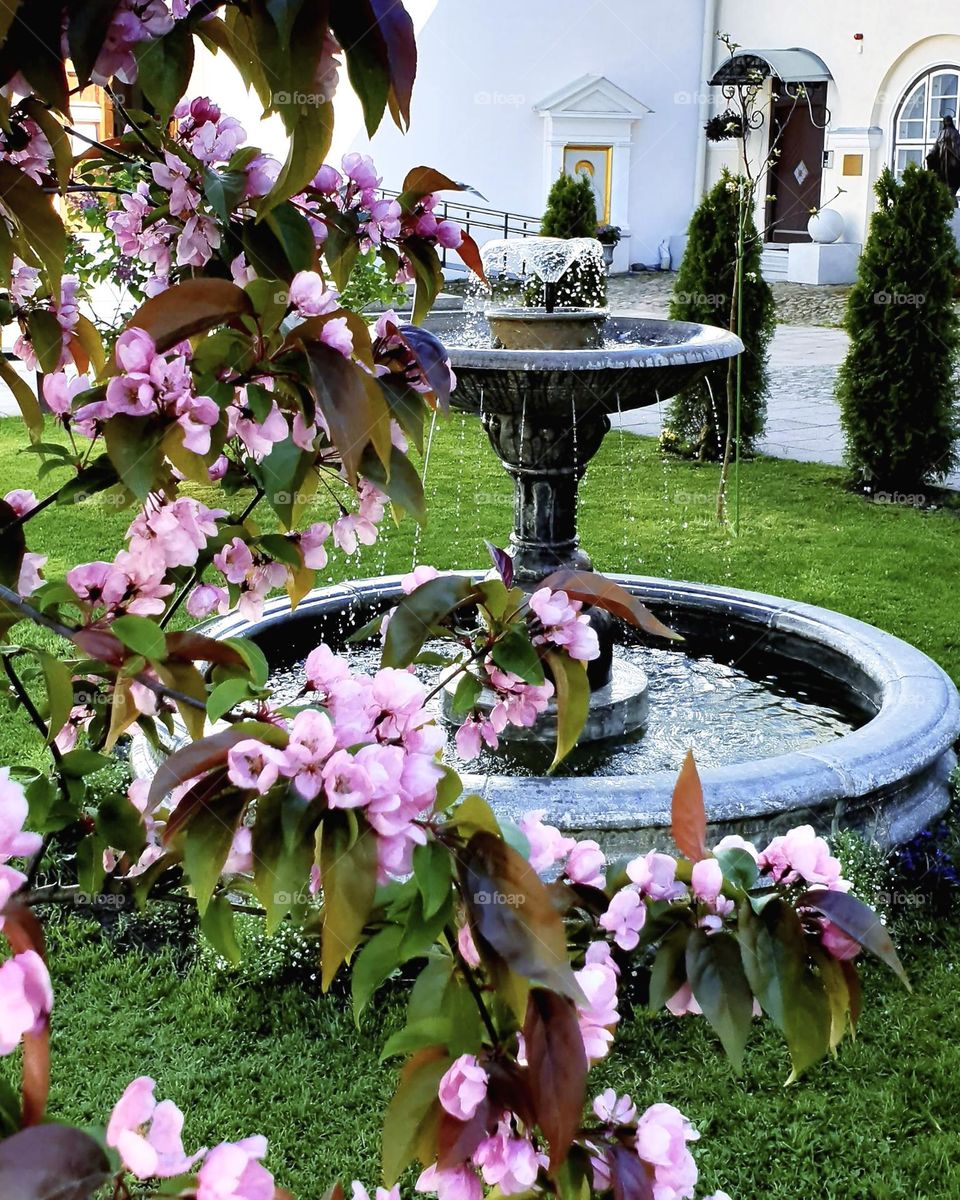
top-left (460, 831), bottom-right (584, 1003)
top-left (523, 988), bottom-right (588, 1170)
top-left (484, 540), bottom-right (514, 589)
top-left (398, 324), bottom-right (453, 411)
top-left (671, 751), bottom-right (707, 863)
top-left (0, 1124), bottom-right (110, 1199)
top-left (148, 722), bottom-right (287, 811)
top-left (610, 1144), bottom-right (655, 1200)
top-left (798, 888), bottom-right (909, 988)
top-left (437, 1100), bottom-right (493, 1170)
top-left (540, 570), bottom-right (680, 642)
top-left (113, 279), bottom-right (253, 362)
top-left (370, 0), bottom-right (417, 128)
top-left (164, 631), bottom-right (246, 668)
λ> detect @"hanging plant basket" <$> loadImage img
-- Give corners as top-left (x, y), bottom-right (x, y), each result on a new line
top-left (705, 110), bottom-right (745, 142)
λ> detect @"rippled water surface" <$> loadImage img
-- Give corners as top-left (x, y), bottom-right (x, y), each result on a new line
top-left (270, 635), bottom-right (867, 779)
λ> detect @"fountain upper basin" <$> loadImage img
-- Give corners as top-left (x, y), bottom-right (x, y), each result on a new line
top-left (425, 313), bottom-right (744, 417)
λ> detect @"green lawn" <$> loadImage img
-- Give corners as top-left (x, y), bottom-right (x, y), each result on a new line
top-left (3, 413), bottom-right (960, 1198)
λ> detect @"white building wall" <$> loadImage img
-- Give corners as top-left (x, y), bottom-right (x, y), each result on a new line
top-left (705, 0), bottom-right (960, 246)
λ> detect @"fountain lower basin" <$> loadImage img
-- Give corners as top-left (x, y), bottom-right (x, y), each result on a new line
top-left (131, 574), bottom-right (959, 854)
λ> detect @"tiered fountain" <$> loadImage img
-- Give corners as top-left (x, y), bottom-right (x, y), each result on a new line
top-left (134, 238), bottom-right (960, 852)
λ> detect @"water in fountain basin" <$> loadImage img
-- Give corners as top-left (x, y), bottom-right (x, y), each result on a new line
top-left (267, 626), bottom-right (868, 779)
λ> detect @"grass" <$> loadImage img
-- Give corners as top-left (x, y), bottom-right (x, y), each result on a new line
top-left (2, 412), bottom-right (960, 1197)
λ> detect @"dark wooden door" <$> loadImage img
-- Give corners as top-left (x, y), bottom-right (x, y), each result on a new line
top-left (765, 81), bottom-right (827, 243)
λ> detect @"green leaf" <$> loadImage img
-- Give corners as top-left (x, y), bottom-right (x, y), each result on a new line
top-left (381, 1049), bottom-right (448, 1186)
top-left (224, 638), bottom-right (271, 688)
top-left (320, 812), bottom-right (379, 988)
top-left (413, 840), bottom-right (453, 920)
top-left (261, 103), bottom-right (334, 212)
top-left (738, 898), bottom-right (830, 1081)
top-left (0, 155), bottom-right (65, 291)
top-left (21, 99), bottom-right (72, 192)
top-left (330, 1), bottom-right (391, 137)
top-left (543, 650), bottom-right (588, 772)
top-left (450, 671), bottom-right (482, 717)
top-left (135, 19), bottom-right (195, 119)
top-left (382, 575), bottom-right (480, 669)
top-left (200, 893), bottom-right (242, 964)
top-left (111, 615), bottom-right (166, 661)
top-left (75, 831), bottom-right (106, 895)
top-left (0, 357), bottom-right (42, 442)
top-left (252, 438), bottom-right (314, 531)
top-left (203, 166), bottom-right (248, 224)
top-left (649, 926), bottom-right (690, 1011)
top-left (685, 929), bottom-right (754, 1071)
top-left (103, 415), bottom-right (165, 501)
top-left (207, 677), bottom-right (254, 724)
top-left (59, 749), bottom-right (112, 777)
top-left (182, 791), bottom-right (247, 916)
top-left (380, 1016), bottom-right (454, 1061)
top-left (358, 443), bottom-right (426, 524)
top-left (491, 627), bottom-right (544, 685)
top-left (33, 648), bottom-right (72, 744)
top-left (714, 846), bottom-right (758, 892)
top-left (251, 784), bottom-right (315, 933)
top-left (97, 791), bottom-right (147, 859)
top-left (244, 202), bottom-right (316, 278)
top-left (26, 309), bottom-right (63, 374)
top-left (352, 924), bottom-right (405, 1024)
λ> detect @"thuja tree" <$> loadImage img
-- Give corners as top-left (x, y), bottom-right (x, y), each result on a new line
top-left (837, 163), bottom-right (960, 492)
top-left (665, 170), bottom-right (775, 461)
top-left (0, 5), bottom-right (907, 1199)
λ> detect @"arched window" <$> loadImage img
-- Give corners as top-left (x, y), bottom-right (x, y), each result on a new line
top-left (893, 66), bottom-right (960, 175)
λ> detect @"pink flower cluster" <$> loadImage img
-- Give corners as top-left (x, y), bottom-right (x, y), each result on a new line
top-left (225, 646), bottom-right (442, 881)
top-left (528, 587), bottom-right (600, 664)
top-left (454, 664), bottom-right (555, 761)
top-left (0, 767), bottom-right (42, 913)
top-left (107, 1077), bottom-right (275, 1198)
top-left (589, 1095), bottom-right (702, 1200)
top-left (91, 0), bottom-right (174, 84)
top-left (210, 520), bottom-right (331, 621)
top-left (77, 328), bottom-right (220, 454)
top-left (575, 941), bottom-right (620, 1062)
top-left (67, 554), bottom-right (173, 620)
top-left (0, 117), bottom-right (53, 184)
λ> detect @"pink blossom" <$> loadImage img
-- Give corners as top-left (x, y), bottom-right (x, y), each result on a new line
top-left (529, 587), bottom-right (577, 627)
top-left (0, 950), bottom-right (52, 1055)
top-left (575, 950), bottom-right (619, 1062)
top-left (320, 315), bottom-right (354, 358)
top-left (283, 710), bottom-right (336, 800)
top-left (223, 828), bottom-right (253, 877)
top-left (3, 489), bottom-right (36, 518)
top-left (473, 1124), bottom-right (540, 1195)
top-left (627, 850), bottom-right (688, 901)
top-left (299, 522), bottom-right (331, 569)
top-left (401, 564), bottom-right (440, 594)
top-left (437, 220), bottom-right (464, 250)
top-left (289, 271), bottom-right (340, 316)
top-left (565, 839), bottom-right (605, 888)
top-left (416, 1163), bottom-right (483, 1200)
top-left (323, 750), bottom-right (374, 808)
top-left (106, 1077), bottom-right (203, 1180)
top-left (759, 825), bottom-right (847, 889)
top-left (196, 1136), bottom-right (274, 1200)
top-left (214, 538), bottom-right (255, 585)
top-left (342, 152), bottom-right (380, 191)
top-left (189, 115), bottom-right (247, 165)
top-left (42, 370), bottom-right (91, 419)
top-left (313, 164), bottom-right (343, 193)
top-left (518, 809), bottom-right (575, 874)
top-left (304, 644), bottom-right (350, 693)
top-left (635, 1103), bottom-right (700, 1200)
top-left (177, 214), bottom-right (221, 267)
top-left (599, 886), bottom-right (646, 950)
top-left (437, 1053), bottom-right (488, 1121)
top-left (691, 858), bottom-right (724, 904)
top-left (16, 551), bottom-right (46, 597)
top-left (91, 0), bottom-right (174, 84)
top-left (186, 584), bottom-right (229, 619)
top-left (227, 741), bottom-right (287, 794)
top-left (712, 833), bottom-right (759, 860)
top-left (332, 511), bottom-right (379, 555)
top-left (820, 919), bottom-right (861, 961)
top-left (455, 715), bottom-right (499, 760)
top-left (457, 922), bottom-right (481, 968)
top-left (665, 982), bottom-right (702, 1017)
top-left (244, 154), bottom-right (281, 199)
top-left (593, 1088), bottom-right (637, 1125)
top-left (151, 152), bottom-right (200, 217)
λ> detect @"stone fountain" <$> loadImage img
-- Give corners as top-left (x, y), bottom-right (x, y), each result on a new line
top-left (132, 237), bottom-right (960, 851)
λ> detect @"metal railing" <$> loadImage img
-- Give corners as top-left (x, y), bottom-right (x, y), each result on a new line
top-left (382, 190), bottom-right (541, 268)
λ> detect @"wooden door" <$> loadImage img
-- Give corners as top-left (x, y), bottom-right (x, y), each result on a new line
top-left (765, 81), bottom-right (827, 243)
